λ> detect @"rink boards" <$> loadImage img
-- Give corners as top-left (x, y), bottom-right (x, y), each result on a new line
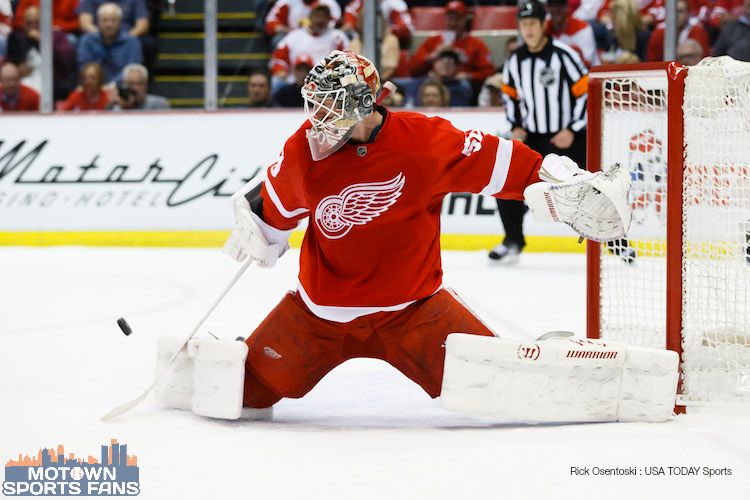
top-left (0, 109), bottom-right (582, 251)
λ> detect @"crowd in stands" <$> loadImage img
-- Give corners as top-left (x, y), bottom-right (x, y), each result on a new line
top-left (1, 0), bottom-right (748, 112)
top-left (0, 0), bottom-right (166, 111)
top-left (258, 0), bottom-right (749, 109)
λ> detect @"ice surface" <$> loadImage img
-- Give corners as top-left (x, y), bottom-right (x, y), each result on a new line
top-left (1, 247), bottom-right (747, 499)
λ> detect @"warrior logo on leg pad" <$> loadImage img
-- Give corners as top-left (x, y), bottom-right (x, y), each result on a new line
top-left (517, 343), bottom-right (540, 360)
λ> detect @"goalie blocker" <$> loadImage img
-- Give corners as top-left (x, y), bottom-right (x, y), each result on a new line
top-left (441, 333), bottom-right (679, 422)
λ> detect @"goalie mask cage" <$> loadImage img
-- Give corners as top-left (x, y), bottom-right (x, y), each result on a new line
top-left (586, 58), bottom-right (750, 407)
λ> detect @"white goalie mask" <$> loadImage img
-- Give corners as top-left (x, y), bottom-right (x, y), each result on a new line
top-left (301, 50), bottom-right (381, 161)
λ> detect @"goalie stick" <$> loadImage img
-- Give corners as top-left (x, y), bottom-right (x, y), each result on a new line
top-left (101, 258), bottom-right (253, 421)
top-left (101, 83), bottom-right (397, 422)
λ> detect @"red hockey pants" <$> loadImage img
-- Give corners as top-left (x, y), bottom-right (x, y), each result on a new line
top-left (242, 288), bottom-right (495, 408)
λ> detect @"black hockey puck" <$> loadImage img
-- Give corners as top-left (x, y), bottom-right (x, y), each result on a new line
top-left (117, 317), bottom-right (132, 336)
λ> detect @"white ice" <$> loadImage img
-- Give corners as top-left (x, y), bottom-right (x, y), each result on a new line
top-left (1, 247), bottom-right (748, 499)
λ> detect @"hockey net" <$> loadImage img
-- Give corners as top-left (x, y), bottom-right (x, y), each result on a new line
top-left (587, 58), bottom-right (750, 406)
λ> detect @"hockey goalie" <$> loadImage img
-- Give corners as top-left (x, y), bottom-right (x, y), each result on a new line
top-left (155, 51), bottom-right (678, 423)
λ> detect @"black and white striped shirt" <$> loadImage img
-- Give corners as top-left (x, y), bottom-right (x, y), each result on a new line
top-left (502, 38), bottom-right (589, 134)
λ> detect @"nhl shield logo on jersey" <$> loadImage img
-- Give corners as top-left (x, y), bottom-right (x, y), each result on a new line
top-left (357, 146), bottom-right (367, 157)
top-left (540, 67), bottom-right (556, 87)
top-left (314, 173), bottom-right (405, 239)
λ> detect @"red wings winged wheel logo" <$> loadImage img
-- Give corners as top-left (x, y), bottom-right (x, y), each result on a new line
top-left (314, 173), bottom-right (406, 239)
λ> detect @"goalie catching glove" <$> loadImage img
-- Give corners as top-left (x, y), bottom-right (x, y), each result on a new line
top-left (523, 154), bottom-right (632, 242)
top-left (222, 179), bottom-right (291, 267)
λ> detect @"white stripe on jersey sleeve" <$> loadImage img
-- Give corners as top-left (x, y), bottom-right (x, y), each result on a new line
top-left (251, 211), bottom-right (295, 245)
top-left (265, 176), bottom-right (310, 219)
top-left (479, 138), bottom-right (514, 196)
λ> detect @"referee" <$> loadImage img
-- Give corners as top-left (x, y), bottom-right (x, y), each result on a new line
top-left (490, 0), bottom-right (589, 263)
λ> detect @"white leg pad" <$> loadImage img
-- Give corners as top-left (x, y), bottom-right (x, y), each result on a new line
top-left (154, 336), bottom-right (194, 411)
top-left (441, 334), bottom-right (679, 423)
top-left (188, 339), bottom-right (249, 420)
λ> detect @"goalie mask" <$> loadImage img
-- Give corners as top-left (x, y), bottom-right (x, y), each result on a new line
top-left (302, 50), bottom-right (381, 161)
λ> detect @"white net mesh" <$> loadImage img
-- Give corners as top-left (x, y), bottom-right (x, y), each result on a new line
top-left (599, 73), bottom-right (669, 350)
top-left (594, 58), bottom-right (750, 405)
top-left (681, 57), bottom-right (750, 403)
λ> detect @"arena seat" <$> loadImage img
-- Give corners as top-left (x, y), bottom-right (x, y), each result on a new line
top-left (471, 6), bottom-right (518, 31)
top-left (410, 7), bottom-right (446, 31)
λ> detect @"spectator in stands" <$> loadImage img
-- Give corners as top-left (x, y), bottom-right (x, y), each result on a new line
top-left (348, 18), bottom-right (400, 82)
top-left (616, 50), bottom-right (641, 63)
top-left (13, 0), bottom-right (80, 44)
top-left (78, 0), bottom-right (156, 74)
top-left (77, 3), bottom-right (142, 84)
top-left (647, 0), bottom-right (710, 62)
top-left (639, 0), bottom-right (665, 28)
top-left (571, 0), bottom-right (606, 22)
top-left (5, 6), bottom-right (77, 101)
top-left (546, 0), bottom-right (601, 66)
top-left (600, 0), bottom-right (651, 63)
top-left (0, 0), bottom-right (11, 57)
top-left (430, 49), bottom-right (473, 106)
top-left (78, 0), bottom-right (149, 38)
top-left (340, 0), bottom-right (414, 47)
top-left (248, 69), bottom-right (273, 107)
top-left (269, 3), bottom-right (348, 91)
top-left (686, 0), bottom-right (713, 18)
top-left (112, 63), bottom-right (170, 110)
top-left (713, 0), bottom-right (750, 61)
top-left (410, 1), bottom-right (494, 89)
top-left (677, 38), bottom-right (704, 65)
top-left (598, 0), bottom-right (665, 29)
top-left (418, 78), bottom-right (450, 107)
top-left (265, 0), bottom-right (342, 47)
top-left (380, 83), bottom-right (404, 107)
top-left (500, 37), bottom-right (519, 71)
top-left (0, 62), bottom-right (40, 111)
top-left (476, 38), bottom-right (518, 108)
top-left (710, 0), bottom-right (744, 31)
top-left (477, 72), bottom-right (504, 108)
top-left (273, 55), bottom-right (311, 108)
top-left (58, 62), bottom-right (113, 111)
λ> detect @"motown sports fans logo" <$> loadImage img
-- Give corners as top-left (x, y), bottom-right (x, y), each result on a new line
top-left (314, 173), bottom-right (405, 239)
top-left (3, 439), bottom-right (140, 496)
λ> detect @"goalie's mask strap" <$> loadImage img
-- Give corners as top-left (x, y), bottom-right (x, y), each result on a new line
top-left (349, 105), bottom-right (387, 145)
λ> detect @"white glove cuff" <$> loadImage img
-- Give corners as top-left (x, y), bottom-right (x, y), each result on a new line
top-left (223, 184), bottom-right (293, 267)
top-left (230, 182), bottom-right (294, 248)
top-left (539, 154), bottom-right (586, 183)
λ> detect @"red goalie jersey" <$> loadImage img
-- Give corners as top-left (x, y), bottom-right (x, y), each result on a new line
top-left (260, 108), bottom-right (542, 321)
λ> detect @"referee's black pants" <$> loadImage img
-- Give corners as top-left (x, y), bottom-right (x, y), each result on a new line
top-left (496, 130), bottom-right (587, 250)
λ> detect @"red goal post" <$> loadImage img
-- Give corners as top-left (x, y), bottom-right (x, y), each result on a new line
top-left (586, 59), bottom-right (750, 407)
